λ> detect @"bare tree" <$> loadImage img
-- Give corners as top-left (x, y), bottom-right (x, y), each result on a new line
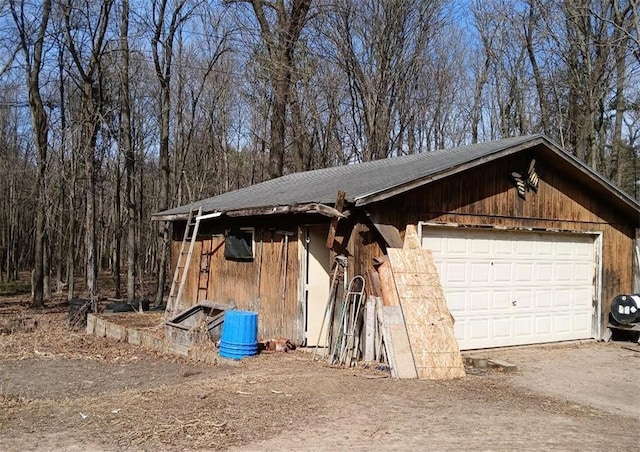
top-left (172, 6), bottom-right (232, 205)
top-left (63, 0), bottom-right (113, 309)
top-left (230, 0), bottom-right (312, 177)
top-left (9, 0), bottom-right (51, 308)
top-left (119, 0), bottom-right (136, 302)
top-left (151, 0), bottom-right (194, 308)
top-left (327, 0), bottom-right (444, 161)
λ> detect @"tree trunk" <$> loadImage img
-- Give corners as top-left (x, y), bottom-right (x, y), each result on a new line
top-left (524, 1), bottom-right (549, 134)
top-left (244, 0), bottom-right (312, 177)
top-left (120, 0), bottom-right (136, 303)
top-left (113, 163), bottom-right (121, 299)
top-left (151, 0), bottom-right (190, 308)
top-left (154, 83), bottom-right (171, 307)
top-left (10, 0), bottom-right (53, 308)
top-left (84, 82), bottom-right (99, 311)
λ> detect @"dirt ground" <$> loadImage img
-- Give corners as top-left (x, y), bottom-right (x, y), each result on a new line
top-left (1, 291), bottom-right (639, 451)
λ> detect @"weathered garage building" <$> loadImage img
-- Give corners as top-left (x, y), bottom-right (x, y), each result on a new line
top-left (154, 135), bottom-right (640, 350)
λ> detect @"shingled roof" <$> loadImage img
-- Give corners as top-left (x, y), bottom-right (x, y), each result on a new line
top-left (154, 134), bottom-right (640, 220)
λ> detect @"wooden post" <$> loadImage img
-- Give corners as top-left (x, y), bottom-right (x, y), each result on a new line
top-left (364, 297), bottom-right (375, 361)
top-left (376, 258), bottom-right (400, 307)
top-left (326, 190), bottom-right (346, 249)
top-left (634, 229), bottom-right (640, 294)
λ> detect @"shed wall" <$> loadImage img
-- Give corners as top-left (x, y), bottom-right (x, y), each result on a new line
top-left (171, 226), bottom-right (302, 342)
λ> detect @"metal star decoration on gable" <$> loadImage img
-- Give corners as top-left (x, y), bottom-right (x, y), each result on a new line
top-left (511, 159), bottom-right (539, 200)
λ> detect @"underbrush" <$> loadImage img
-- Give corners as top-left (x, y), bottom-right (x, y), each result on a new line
top-left (0, 280), bottom-right (31, 296)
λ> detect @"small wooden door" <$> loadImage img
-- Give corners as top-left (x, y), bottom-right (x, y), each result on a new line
top-left (302, 227), bottom-right (331, 347)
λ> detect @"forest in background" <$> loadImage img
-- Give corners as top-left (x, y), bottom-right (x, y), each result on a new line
top-left (0, 0), bottom-right (638, 307)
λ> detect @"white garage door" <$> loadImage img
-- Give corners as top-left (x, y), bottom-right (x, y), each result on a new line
top-left (421, 227), bottom-right (595, 350)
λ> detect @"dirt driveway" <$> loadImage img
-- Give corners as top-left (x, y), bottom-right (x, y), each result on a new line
top-left (234, 342), bottom-right (640, 452)
top-left (1, 310), bottom-right (638, 451)
top-left (479, 341), bottom-right (640, 417)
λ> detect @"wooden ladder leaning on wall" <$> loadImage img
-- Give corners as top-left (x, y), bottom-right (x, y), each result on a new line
top-left (166, 206), bottom-right (203, 318)
top-left (196, 239), bottom-right (213, 304)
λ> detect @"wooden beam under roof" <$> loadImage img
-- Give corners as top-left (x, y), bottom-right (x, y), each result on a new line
top-left (365, 210), bottom-right (403, 248)
top-left (225, 203), bottom-right (346, 218)
top-left (152, 202), bottom-right (347, 222)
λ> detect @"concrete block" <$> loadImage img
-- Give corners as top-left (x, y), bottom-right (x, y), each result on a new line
top-left (140, 331), bottom-right (168, 353)
top-left (487, 359), bottom-right (518, 372)
top-left (106, 322), bottom-right (127, 342)
top-left (94, 317), bottom-right (107, 337)
top-left (171, 343), bottom-right (189, 356)
top-left (127, 328), bottom-right (141, 346)
top-left (86, 314), bottom-right (96, 335)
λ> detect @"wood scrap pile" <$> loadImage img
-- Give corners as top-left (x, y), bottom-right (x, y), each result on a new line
top-left (326, 275), bottom-right (366, 366)
top-left (312, 226), bottom-right (465, 379)
top-left (313, 262), bottom-right (367, 367)
top-left (367, 225), bottom-right (466, 380)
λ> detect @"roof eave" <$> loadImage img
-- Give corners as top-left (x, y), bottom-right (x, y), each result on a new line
top-left (355, 137), bottom-right (546, 207)
top-left (152, 202), bottom-right (346, 222)
top-left (541, 136), bottom-right (640, 218)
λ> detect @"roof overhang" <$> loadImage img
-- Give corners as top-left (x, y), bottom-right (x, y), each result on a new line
top-left (152, 202), bottom-right (346, 222)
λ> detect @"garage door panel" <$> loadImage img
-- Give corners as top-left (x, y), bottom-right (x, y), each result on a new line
top-left (494, 239), bottom-right (512, 254)
top-left (444, 262), bottom-right (467, 283)
top-left (574, 263), bottom-right (592, 283)
top-left (538, 241), bottom-right (554, 256)
top-left (516, 240), bottom-right (536, 255)
top-left (492, 290), bottom-right (512, 310)
top-left (469, 290), bottom-right (491, 312)
top-left (535, 316), bottom-right (552, 334)
top-left (574, 243), bottom-right (592, 258)
top-left (534, 289), bottom-right (553, 308)
top-left (446, 290), bottom-right (465, 311)
top-left (514, 316), bottom-right (534, 338)
top-left (493, 263), bottom-right (513, 282)
top-left (555, 263), bottom-right (573, 281)
top-left (492, 318), bottom-right (511, 340)
top-left (422, 227), bottom-right (595, 350)
top-left (572, 288), bottom-right (592, 308)
top-left (470, 262), bottom-right (491, 283)
top-left (554, 288), bottom-right (571, 307)
top-left (471, 239), bottom-right (490, 254)
top-left (536, 263), bottom-right (554, 282)
top-left (556, 241), bottom-right (573, 256)
top-left (453, 318), bottom-right (465, 340)
top-left (554, 314), bottom-right (572, 333)
top-left (514, 290), bottom-right (533, 309)
top-left (446, 239), bottom-right (468, 254)
top-left (573, 312), bottom-right (590, 331)
top-left (515, 263), bottom-right (534, 282)
top-left (469, 318), bottom-right (490, 340)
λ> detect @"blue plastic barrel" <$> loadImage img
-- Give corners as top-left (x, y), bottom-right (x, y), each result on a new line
top-left (219, 310), bottom-right (258, 359)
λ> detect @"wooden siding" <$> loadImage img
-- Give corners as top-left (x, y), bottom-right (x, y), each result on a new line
top-left (171, 226), bottom-right (302, 342)
top-left (365, 150), bottom-right (637, 331)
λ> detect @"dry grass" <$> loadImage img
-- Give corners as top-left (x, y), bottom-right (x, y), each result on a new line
top-left (0, 275), bottom-right (325, 450)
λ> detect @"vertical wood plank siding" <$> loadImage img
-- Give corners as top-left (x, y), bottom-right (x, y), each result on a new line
top-left (171, 227), bottom-right (301, 342)
top-left (362, 151), bottom-right (635, 331)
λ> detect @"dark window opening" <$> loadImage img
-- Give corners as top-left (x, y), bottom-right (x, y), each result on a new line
top-left (224, 228), bottom-right (254, 261)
